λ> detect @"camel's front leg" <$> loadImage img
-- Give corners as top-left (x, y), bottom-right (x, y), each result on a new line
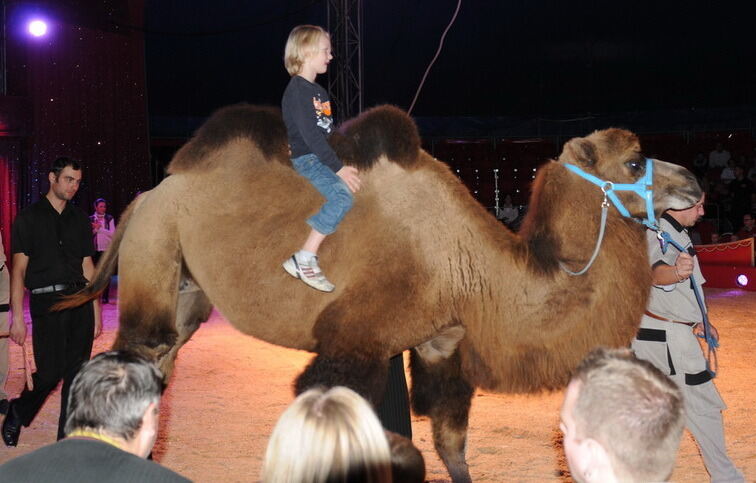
top-left (411, 328), bottom-right (474, 483)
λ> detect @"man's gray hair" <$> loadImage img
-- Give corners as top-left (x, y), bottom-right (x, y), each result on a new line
top-left (64, 351), bottom-right (164, 441)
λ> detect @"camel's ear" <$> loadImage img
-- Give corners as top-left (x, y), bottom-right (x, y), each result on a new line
top-left (562, 137), bottom-right (597, 167)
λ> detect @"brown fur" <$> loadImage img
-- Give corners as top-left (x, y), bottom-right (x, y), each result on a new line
top-left (68, 106), bottom-right (700, 482)
top-left (168, 104), bottom-right (290, 172)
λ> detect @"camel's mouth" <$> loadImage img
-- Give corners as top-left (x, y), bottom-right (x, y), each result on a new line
top-left (650, 160), bottom-right (702, 214)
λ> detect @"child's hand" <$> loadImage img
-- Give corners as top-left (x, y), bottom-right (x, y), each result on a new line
top-left (337, 166), bottom-right (361, 193)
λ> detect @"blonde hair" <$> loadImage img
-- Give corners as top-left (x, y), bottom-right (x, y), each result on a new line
top-left (261, 386), bottom-right (393, 483)
top-left (572, 347), bottom-right (685, 482)
top-left (284, 25), bottom-right (329, 76)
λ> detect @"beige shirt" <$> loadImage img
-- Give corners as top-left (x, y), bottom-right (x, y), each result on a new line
top-left (646, 216), bottom-right (706, 323)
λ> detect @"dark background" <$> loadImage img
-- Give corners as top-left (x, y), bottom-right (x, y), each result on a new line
top-left (1, 0), bottom-right (755, 257)
top-left (143, 0), bottom-right (755, 118)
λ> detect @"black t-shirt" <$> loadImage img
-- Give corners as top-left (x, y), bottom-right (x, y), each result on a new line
top-left (281, 75), bottom-right (342, 172)
top-left (11, 197), bottom-right (94, 289)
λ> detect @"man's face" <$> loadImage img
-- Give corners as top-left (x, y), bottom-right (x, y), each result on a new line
top-left (744, 214), bottom-right (754, 230)
top-left (95, 201), bottom-right (107, 215)
top-left (49, 166), bottom-right (82, 202)
top-left (560, 380), bottom-right (586, 482)
top-left (669, 194), bottom-right (705, 228)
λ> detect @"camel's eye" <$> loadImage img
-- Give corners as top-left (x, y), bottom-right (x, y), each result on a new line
top-left (625, 160), bottom-right (643, 174)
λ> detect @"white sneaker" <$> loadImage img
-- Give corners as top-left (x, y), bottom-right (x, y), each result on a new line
top-left (282, 254), bottom-right (335, 292)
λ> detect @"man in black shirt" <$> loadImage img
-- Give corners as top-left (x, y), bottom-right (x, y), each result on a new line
top-left (2, 157), bottom-right (102, 446)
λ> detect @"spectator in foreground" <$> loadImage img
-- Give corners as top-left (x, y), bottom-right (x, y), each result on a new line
top-left (560, 347), bottom-right (685, 483)
top-left (0, 351), bottom-right (188, 483)
top-left (262, 386), bottom-right (424, 483)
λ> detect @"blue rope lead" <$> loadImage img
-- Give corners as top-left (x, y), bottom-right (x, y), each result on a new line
top-left (657, 230), bottom-right (719, 376)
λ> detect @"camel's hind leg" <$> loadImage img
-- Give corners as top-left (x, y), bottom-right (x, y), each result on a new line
top-left (156, 278), bottom-right (213, 378)
top-left (411, 347), bottom-right (474, 483)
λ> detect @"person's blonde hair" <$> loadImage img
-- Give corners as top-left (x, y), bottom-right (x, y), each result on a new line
top-left (261, 386), bottom-right (393, 483)
top-left (284, 25), bottom-right (329, 76)
top-left (572, 347), bottom-right (685, 482)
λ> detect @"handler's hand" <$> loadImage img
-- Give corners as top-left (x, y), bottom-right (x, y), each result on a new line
top-left (93, 301), bottom-right (103, 339)
top-left (9, 314), bottom-right (27, 346)
top-left (694, 322), bottom-right (718, 341)
top-left (675, 253), bottom-right (694, 280)
top-left (336, 166), bottom-right (361, 193)
top-left (94, 317), bottom-right (102, 339)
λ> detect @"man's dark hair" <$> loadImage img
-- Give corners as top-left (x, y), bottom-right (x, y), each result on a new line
top-left (49, 156), bottom-right (82, 179)
top-left (64, 351), bottom-right (164, 441)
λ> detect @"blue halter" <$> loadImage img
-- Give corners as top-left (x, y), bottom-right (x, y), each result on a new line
top-left (564, 158), bottom-right (657, 229)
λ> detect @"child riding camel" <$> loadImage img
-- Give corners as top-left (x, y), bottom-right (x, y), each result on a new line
top-left (281, 25), bottom-right (361, 292)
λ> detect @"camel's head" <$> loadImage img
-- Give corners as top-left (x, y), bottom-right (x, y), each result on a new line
top-left (558, 128), bottom-right (702, 221)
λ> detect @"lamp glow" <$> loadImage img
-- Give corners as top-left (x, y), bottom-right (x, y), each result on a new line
top-left (28, 20), bottom-right (48, 37)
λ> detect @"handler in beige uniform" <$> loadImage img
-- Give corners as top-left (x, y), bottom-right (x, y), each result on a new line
top-left (632, 195), bottom-right (744, 482)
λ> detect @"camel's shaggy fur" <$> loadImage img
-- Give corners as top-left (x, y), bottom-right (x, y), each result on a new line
top-left (61, 104), bottom-right (700, 482)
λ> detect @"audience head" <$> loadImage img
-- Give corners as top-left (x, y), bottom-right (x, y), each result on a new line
top-left (743, 213), bottom-right (754, 231)
top-left (262, 386), bottom-right (392, 483)
top-left (284, 25), bottom-right (329, 76)
top-left (94, 198), bottom-right (108, 214)
top-left (65, 351), bottom-right (165, 458)
top-left (560, 347), bottom-right (684, 483)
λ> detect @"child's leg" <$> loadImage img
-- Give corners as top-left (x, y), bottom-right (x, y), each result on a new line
top-left (283, 155), bottom-right (354, 292)
top-left (301, 229), bottom-right (327, 255)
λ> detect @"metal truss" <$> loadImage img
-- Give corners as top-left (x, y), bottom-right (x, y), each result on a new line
top-left (326, 0), bottom-right (362, 124)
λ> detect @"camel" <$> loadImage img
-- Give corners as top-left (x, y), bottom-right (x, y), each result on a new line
top-left (61, 104), bottom-right (701, 482)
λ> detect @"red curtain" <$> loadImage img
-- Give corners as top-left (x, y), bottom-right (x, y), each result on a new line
top-left (0, 138), bottom-right (22, 262)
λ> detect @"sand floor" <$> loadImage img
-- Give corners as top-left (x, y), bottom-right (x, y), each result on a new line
top-left (0, 287), bottom-right (754, 482)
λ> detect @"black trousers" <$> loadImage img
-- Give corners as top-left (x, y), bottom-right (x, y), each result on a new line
top-left (376, 352), bottom-right (412, 439)
top-left (14, 290), bottom-right (94, 440)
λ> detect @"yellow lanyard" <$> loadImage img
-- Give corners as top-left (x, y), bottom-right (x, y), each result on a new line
top-left (67, 429), bottom-right (123, 450)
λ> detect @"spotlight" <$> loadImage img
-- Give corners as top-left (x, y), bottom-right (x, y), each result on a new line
top-left (28, 19), bottom-right (48, 37)
top-left (736, 274), bottom-right (749, 288)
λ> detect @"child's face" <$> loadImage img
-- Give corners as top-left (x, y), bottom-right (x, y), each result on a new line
top-left (303, 34), bottom-right (332, 75)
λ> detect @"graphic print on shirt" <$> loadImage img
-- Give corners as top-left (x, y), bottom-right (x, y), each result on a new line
top-left (312, 96), bottom-right (333, 133)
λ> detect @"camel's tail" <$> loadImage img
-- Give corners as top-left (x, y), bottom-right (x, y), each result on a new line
top-left (53, 194), bottom-right (145, 311)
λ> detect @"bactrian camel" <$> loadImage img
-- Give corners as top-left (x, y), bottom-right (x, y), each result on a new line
top-left (62, 104), bottom-right (701, 482)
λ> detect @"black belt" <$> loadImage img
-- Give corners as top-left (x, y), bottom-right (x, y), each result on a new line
top-left (30, 283), bottom-right (84, 295)
top-left (0, 303), bottom-right (8, 312)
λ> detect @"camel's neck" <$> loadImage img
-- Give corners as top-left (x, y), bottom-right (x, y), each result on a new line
top-left (518, 162), bottom-right (625, 275)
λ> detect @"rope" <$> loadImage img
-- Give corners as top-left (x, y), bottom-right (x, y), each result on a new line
top-left (407, 0), bottom-right (462, 115)
top-left (560, 203), bottom-right (609, 276)
top-left (657, 230), bottom-right (719, 376)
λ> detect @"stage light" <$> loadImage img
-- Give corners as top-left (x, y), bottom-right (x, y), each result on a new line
top-left (28, 19), bottom-right (48, 37)
top-left (736, 274), bottom-right (749, 287)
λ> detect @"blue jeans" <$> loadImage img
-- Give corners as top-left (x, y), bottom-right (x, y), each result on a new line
top-left (292, 154), bottom-right (353, 236)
